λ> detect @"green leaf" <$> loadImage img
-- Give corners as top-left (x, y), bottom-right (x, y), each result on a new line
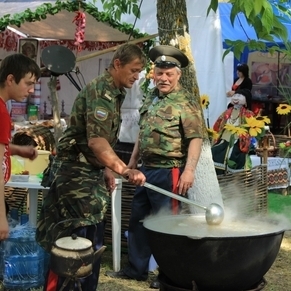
top-left (206, 0), bottom-right (218, 16)
top-left (227, 159), bottom-right (237, 168)
top-left (132, 4), bottom-right (140, 19)
top-left (261, 7), bottom-right (273, 34)
top-left (253, 0), bottom-right (264, 15)
top-left (245, 155), bottom-right (252, 170)
top-left (222, 47), bottom-right (233, 61)
top-left (229, 6), bottom-right (238, 26)
top-left (243, 0), bottom-right (255, 18)
top-left (114, 9), bottom-right (121, 22)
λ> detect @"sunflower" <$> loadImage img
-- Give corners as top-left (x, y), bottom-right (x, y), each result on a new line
top-left (277, 104), bottom-right (291, 115)
top-left (243, 116), bottom-right (264, 137)
top-left (224, 124), bottom-right (240, 134)
top-left (235, 127), bottom-right (248, 136)
top-left (207, 128), bottom-right (219, 140)
top-left (255, 115), bottom-right (271, 124)
top-left (200, 94), bottom-right (210, 109)
top-left (224, 124), bottom-right (248, 136)
top-left (244, 116), bottom-right (265, 128)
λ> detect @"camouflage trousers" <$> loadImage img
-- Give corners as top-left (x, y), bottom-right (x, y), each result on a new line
top-left (36, 158), bottom-right (109, 252)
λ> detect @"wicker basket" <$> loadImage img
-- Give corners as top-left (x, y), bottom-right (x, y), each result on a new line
top-left (12, 125), bottom-right (56, 152)
top-left (217, 165), bottom-right (268, 216)
top-left (256, 132), bottom-right (278, 157)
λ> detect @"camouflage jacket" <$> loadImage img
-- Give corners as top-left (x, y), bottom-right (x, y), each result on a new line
top-left (57, 70), bottom-right (126, 163)
top-left (139, 87), bottom-right (203, 168)
top-left (36, 71), bottom-right (125, 251)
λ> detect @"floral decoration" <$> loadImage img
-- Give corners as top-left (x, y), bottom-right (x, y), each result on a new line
top-left (207, 128), bottom-right (219, 141)
top-left (223, 116), bottom-right (269, 139)
top-left (276, 104), bottom-right (291, 115)
top-left (200, 94), bottom-right (210, 110)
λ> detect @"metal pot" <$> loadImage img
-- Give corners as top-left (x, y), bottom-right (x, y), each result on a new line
top-left (50, 233), bottom-right (106, 278)
top-left (144, 214), bottom-right (285, 291)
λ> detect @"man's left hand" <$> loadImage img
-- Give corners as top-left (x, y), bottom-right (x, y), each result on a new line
top-left (177, 169), bottom-right (194, 195)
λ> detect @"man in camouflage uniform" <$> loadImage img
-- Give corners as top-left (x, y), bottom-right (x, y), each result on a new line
top-left (36, 43), bottom-right (147, 291)
top-left (106, 45), bottom-right (203, 288)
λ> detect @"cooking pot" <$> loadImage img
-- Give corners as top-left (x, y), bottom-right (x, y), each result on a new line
top-left (144, 214), bottom-right (286, 291)
top-left (50, 233), bottom-right (106, 278)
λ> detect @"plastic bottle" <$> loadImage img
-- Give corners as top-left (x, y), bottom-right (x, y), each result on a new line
top-left (20, 213), bottom-right (29, 225)
top-left (3, 224), bottom-right (44, 289)
top-left (9, 208), bottom-right (19, 222)
top-left (0, 242), bottom-right (4, 280)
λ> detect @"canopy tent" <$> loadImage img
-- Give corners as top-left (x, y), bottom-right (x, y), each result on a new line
top-left (0, 0), bottom-right (154, 126)
top-left (0, 0), bottom-right (148, 55)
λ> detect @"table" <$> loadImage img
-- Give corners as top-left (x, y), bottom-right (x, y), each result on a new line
top-left (250, 155), bottom-right (291, 190)
top-left (5, 176), bottom-right (123, 272)
top-left (6, 175), bottom-right (49, 227)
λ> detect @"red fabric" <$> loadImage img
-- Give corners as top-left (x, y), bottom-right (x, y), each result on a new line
top-left (251, 102), bottom-right (263, 116)
top-left (171, 168), bottom-right (180, 215)
top-left (45, 270), bottom-right (59, 291)
top-left (0, 98), bottom-right (11, 183)
top-left (212, 106), bottom-right (255, 152)
top-left (232, 84), bottom-right (239, 90)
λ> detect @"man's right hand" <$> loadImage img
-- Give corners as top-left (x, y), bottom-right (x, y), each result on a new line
top-left (122, 169), bottom-right (145, 186)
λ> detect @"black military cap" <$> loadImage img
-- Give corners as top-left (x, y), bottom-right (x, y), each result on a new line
top-left (149, 45), bottom-right (189, 68)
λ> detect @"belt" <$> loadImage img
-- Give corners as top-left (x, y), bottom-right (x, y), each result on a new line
top-left (142, 159), bottom-right (185, 168)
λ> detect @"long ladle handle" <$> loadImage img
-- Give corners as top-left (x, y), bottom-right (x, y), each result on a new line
top-left (143, 182), bottom-right (207, 211)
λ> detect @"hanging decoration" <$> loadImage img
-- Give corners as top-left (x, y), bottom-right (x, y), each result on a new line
top-left (72, 11), bottom-right (86, 52)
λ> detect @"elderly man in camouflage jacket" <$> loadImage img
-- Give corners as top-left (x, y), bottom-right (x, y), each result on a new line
top-left (106, 45), bottom-right (203, 289)
top-left (36, 43), bottom-right (147, 291)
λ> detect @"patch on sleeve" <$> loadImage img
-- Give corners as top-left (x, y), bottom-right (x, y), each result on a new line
top-left (94, 107), bottom-right (108, 120)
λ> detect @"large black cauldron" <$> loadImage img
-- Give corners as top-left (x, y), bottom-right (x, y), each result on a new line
top-left (144, 214), bottom-right (285, 291)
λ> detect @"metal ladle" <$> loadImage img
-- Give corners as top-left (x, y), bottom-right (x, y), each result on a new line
top-left (143, 182), bottom-right (224, 225)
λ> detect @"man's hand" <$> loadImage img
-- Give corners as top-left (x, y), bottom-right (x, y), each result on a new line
top-left (104, 168), bottom-right (116, 193)
top-left (122, 169), bottom-right (146, 186)
top-left (10, 144), bottom-right (38, 160)
top-left (176, 169), bottom-right (194, 196)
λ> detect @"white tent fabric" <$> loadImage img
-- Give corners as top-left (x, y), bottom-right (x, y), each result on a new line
top-left (117, 1), bottom-right (224, 210)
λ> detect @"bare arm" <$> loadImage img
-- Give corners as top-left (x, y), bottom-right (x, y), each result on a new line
top-left (0, 143), bottom-right (9, 240)
top-left (177, 138), bottom-right (202, 195)
top-left (88, 137), bottom-right (145, 185)
top-left (9, 144), bottom-right (38, 160)
top-left (128, 134), bottom-right (140, 169)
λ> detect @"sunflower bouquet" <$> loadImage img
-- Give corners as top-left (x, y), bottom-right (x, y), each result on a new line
top-left (224, 115), bottom-right (270, 139)
top-left (223, 115), bottom-right (271, 156)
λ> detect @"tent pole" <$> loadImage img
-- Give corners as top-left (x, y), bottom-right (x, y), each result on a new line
top-left (76, 33), bottom-right (158, 62)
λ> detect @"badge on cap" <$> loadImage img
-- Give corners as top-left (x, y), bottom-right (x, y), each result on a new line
top-left (161, 55), bottom-right (166, 61)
